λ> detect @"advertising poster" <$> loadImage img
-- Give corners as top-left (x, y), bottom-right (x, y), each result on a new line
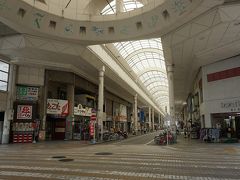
top-left (17, 105), bottom-right (32, 120)
top-left (47, 99), bottom-right (69, 115)
top-left (119, 104), bottom-right (127, 121)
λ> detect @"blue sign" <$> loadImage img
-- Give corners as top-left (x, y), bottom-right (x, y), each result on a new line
top-left (140, 110), bottom-right (145, 122)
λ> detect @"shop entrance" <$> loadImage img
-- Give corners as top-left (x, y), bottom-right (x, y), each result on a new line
top-left (212, 113), bottom-right (240, 139)
top-left (0, 112), bottom-right (4, 143)
top-left (235, 116), bottom-right (240, 139)
top-left (73, 116), bottom-right (90, 141)
top-left (46, 117), bottom-right (66, 140)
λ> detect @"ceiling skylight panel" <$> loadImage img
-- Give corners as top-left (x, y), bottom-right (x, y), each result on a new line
top-left (154, 60), bottom-right (164, 68)
top-left (156, 97), bottom-right (169, 103)
top-left (147, 83), bottom-right (163, 91)
top-left (132, 65), bottom-right (139, 72)
top-left (150, 85), bottom-right (168, 93)
top-left (102, 1), bottom-right (169, 112)
top-left (143, 77), bottom-right (167, 86)
top-left (146, 83), bottom-right (155, 90)
top-left (154, 91), bottom-right (169, 96)
top-left (140, 41), bottom-right (150, 47)
top-left (132, 63), bottom-right (145, 72)
top-left (138, 54), bottom-right (146, 60)
top-left (129, 57), bottom-right (139, 64)
top-left (145, 53), bottom-right (153, 59)
top-left (148, 86), bottom-right (160, 93)
top-left (156, 98), bottom-right (169, 103)
top-left (141, 60), bottom-right (150, 67)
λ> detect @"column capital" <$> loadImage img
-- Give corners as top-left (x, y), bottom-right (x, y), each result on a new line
top-left (166, 64), bottom-right (174, 73)
top-left (99, 66), bottom-right (105, 77)
top-left (99, 66), bottom-right (105, 72)
top-left (134, 94), bottom-right (138, 99)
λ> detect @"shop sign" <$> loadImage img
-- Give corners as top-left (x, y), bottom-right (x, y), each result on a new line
top-left (17, 105), bottom-right (32, 119)
top-left (38, 131), bottom-right (45, 141)
top-left (16, 86), bottom-right (39, 101)
top-left (139, 110), bottom-right (145, 122)
top-left (91, 113), bottom-right (96, 121)
top-left (74, 104), bottom-right (92, 116)
top-left (119, 104), bottom-right (127, 122)
top-left (47, 99), bottom-right (69, 115)
top-left (89, 121), bottom-right (94, 136)
top-left (221, 99), bottom-right (240, 112)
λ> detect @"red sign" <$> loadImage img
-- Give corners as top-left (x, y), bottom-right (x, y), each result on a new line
top-left (91, 115), bottom-right (96, 121)
top-left (89, 121), bottom-right (94, 136)
top-left (17, 105), bottom-right (32, 119)
top-left (207, 67), bottom-right (240, 82)
top-left (91, 111), bottom-right (96, 121)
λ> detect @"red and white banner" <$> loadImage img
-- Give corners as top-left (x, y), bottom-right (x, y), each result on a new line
top-left (17, 105), bottom-right (32, 120)
top-left (47, 99), bottom-right (69, 115)
top-left (90, 109), bottom-right (97, 121)
top-left (89, 121), bottom-right (94, 136)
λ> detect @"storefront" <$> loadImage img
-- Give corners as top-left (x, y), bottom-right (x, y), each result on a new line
top-left (73, 104), bottom-right (95, 141)
top-left (12, 102), bottom-right (38, 143)
top-left (113, 103), bottom-right (127, 132)
top-left (211, 113), bottom-right (240, 139)
top-left (46, 99), bottom-right (69, 140)
top-left (12, 86), bottom-right (39, 143)
top-left (105, 98), bottom-right (113, 131)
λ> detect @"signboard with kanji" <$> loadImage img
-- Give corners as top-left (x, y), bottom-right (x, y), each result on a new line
top-left (47, 99), bottom-right (69, 115)
top-left (74, 104), bottom-right (92, 116)
top-left (17, 105), bottom-right (32, 120)
top-left (16, 86), bottom-right (39, 101)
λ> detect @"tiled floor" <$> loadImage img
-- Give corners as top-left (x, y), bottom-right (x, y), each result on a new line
top-left (0, 132), bottom-right (239, 179)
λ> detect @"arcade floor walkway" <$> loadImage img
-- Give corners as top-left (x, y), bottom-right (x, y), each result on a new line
top-left (0, 132), bottom-right (240, 180)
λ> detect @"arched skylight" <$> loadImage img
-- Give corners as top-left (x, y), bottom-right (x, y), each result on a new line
top-left (114, 39), bottom-right (162, 58)
top-left (101, 0), bottom-right (169, 112)
top-left (101, 0), bottom-right (143, 15)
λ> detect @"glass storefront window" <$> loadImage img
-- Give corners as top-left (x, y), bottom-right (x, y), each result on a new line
top-left (0, 60), bottom-right (9, 91)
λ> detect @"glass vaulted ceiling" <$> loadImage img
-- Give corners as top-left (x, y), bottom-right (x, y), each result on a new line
top-left (101, 0), bottom-right (169, 111)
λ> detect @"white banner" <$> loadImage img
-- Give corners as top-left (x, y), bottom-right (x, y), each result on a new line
top-left (47, 99), bottom-right (69, 115)
top-left (74, 104), bottom-right (92, 116)
top-left (119, 104), bottom-right (127, 121)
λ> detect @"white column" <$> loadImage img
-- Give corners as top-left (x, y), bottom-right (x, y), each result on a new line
top-left (204, 113), bottom-right (212, 128)
top-left (66, 84), bottom-right (74, 140)
top-left (41, 70), bottom-right (48, 133)
top-left (97, 66), bottom-right (105, 141)
top-left (134, 94), bottom-right (138, 133)
top-left (152, 108), bottom-right (155, 131)
top-left (167, 64), bottom-right (175, 128)
top-left (148, 107), bottom-right (151, 131)
top-left (116, 0), bottom-right (124, 14)
top-left (2, 64), bottom-right (16, 144)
